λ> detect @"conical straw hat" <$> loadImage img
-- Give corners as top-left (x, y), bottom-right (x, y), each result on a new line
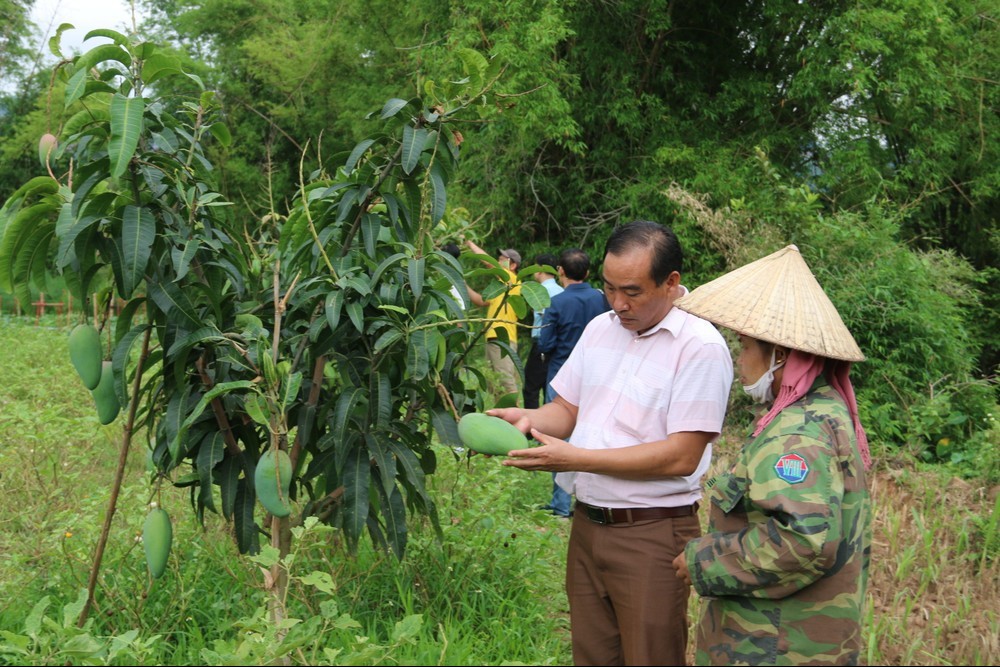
top-left (674, 245), bottom-right (864, 362)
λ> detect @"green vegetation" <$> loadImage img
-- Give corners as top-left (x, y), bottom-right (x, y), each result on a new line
top-left (1, 320), bottom-right (996, 665)
top-left (1, 1), bottom-right (998, 664)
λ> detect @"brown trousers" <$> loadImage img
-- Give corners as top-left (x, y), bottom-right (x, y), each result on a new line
top-left (566, 511), bottom-right (701, 666)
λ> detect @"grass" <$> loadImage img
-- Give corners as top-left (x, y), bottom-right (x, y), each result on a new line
top-left (1, 316), bottom-right (998, 665)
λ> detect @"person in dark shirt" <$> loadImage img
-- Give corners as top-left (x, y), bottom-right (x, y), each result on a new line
top-left (535, 247), bottom-right (609, 517)
top-left (538, 248), bottom-right (610, 402)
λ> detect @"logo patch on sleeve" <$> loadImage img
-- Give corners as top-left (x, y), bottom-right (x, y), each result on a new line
top-left (774, 453), bottom-right (809, 483)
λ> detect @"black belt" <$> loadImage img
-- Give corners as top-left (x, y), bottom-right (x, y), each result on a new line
top-left (576, 501), bottom-right (698, 525)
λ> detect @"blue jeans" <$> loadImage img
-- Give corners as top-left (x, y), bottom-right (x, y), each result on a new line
top-left (550, 473), bottom-right (572, 516)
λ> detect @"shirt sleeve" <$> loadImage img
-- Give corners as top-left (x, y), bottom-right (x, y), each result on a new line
top-left (686, 431), bottom-right (846, 600)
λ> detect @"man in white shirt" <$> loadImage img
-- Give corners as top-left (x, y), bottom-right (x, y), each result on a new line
top-left (489, 221), bottom-right (733, 666)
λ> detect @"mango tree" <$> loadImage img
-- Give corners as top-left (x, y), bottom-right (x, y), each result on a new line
top-left (0, 28), bottom-right (550, 626)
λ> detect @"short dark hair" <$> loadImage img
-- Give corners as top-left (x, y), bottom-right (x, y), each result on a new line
top-left (558, 248), bottom-right (590, 281)
top-left (441, 243), bottom-right (461, 259)
top-left (533, 253), bottom-right (559, 277)
top-left (603, 220), bottom-right (682, 286)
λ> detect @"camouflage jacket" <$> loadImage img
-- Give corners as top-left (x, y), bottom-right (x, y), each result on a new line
top-left (685, 378), bottom-right (872, 665)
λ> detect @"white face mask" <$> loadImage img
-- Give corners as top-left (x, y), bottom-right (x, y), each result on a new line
top-left (742, 348), bottom-right (784, 404)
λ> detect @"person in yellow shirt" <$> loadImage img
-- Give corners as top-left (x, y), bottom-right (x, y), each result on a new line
top-left (465, 239), bottom-right (523, 397)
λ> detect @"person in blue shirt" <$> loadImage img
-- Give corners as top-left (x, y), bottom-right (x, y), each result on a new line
top-left (535, 247), bottom-right (610, 517)
top-left (523, 253), bottom-right (565, 409)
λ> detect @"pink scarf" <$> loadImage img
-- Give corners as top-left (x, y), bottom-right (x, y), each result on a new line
top-left (752, 349), bottom-right (872, 470)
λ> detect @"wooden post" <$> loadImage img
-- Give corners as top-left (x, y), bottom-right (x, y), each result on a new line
top-left (33, 292), bottom-right (46, 324)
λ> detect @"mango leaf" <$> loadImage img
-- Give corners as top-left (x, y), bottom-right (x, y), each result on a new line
top-left (171, 240), bottom-right (199, 281)
top-left (165, 325), bottom-right (226, 361)
top-left (345, 138), bottom-right (376, 173)
top-left (324, 288), bottom-right (343, 331)
top-left (10, 221), bottom-right (56, 307)
top-left (407, 256), bottom-right (425, 301)
top-left (428, 161), bottom-right (447, 224)
top-left (332, 387), bottom-right (364, 447)
top-left (109, 94), bottom-right (145, 180)
top-left (385, 438), bottom-right (431, 507)
top-left (0, 203), bottom-right (57, 292)
top-left (373, 328), bottom-right (403, 353)
top-left (49, 23), bottom-right (75, 58)
top-left (379, 98), bottom-right (409, 119)
top-left (519, 280), bottom-right (551, 312)
top-left (64, 68), bottom-right (88, 108)
top-left (374, 475), bottom-right (407, 559)
top-left (341, 446), bottom-right (371, 546)
top-left (431, 408), bottom-right (461, 448)
top-left (281, 371), bottom-right (303, 413)
top-left (148, 280), bottom-right (202, 329)
top-left (208, 122), bottom-right (231, 147)
top-left (113, 298), bottom-right (146, 348)
top-left (141, 53), bottom-right (184, 85)
top-left (120, 205), bottom-right (154, 298)
top-left (244, 393), bottom-right (270, 428)
top-left (111, 323), bottom-right (151, 407)
top-left (345, 301), bottom-right (364, 333)
top-left (83, 28), bottom-right (128, 46)
top-left (373, 371), bottom-right (392, 426)
top-left (457, 48), bottom-right (489, 89)
top-left (365, 433), bottom-right (397, 497)
top-left (75, 44), bottom-right (132, 77)
top-left (233, 479), bottom-right (259, 555)
top-left (370, 252), bottom-right (407, 284)
top-left (361, 213), bottom-right (380, 256)
top-left (196, 431), bottom-right (226, 512)
top-left (217, 455), bottom-right (240, 520)
top-left (173, 380), bottom-right (258, 456)
top-left (401, 126), bottom-right (427, 175)
top-left (406, 329), bottom-right (430, 380)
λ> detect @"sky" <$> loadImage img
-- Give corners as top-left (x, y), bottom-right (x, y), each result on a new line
top-left (30, 0), bottom-right (145, 62)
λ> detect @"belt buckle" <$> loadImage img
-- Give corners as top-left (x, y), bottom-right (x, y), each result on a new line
top-left (584, 504), bottom-right (612, 525)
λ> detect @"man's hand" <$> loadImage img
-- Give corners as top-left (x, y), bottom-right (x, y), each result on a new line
top-left (502, 428), bottom-right (576, 472)
top-left (672, 551), bottom-right (692, 587)
top-left (485, 407), bottom-right (531, 434)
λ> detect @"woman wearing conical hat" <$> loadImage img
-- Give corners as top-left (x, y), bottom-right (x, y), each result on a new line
top-left (671, 245), bottom-right (873, 666)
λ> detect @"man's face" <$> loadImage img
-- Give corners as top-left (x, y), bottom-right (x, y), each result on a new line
top-left (602, 246), bottom-right (677, 334)
top-left (499, 255), bottom-right (512, 270)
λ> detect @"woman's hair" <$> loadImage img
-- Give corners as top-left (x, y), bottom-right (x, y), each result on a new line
top-left (604, 220), bottom-right (682, 286)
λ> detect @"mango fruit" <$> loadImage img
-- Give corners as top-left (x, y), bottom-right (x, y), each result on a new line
top-left (92, 360), bottom-right (120, 424)
top-left (457, 413), bottom-right (528, 456)
top-left (143, 507), bottom-right (172, 579)
top-left (254, 448), bottom-right (292, 517)
top-left (68, 324), bottom-right (102, 390)
top-left (38, 132), bottom-right (58, 167)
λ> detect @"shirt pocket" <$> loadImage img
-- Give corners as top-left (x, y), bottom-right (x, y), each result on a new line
top-left (707, 472), bottom-right (751, 534)
top-left (611, 374), bottom-right (669, 440)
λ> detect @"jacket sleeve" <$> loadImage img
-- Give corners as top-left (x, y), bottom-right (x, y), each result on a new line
top-left (537, 302), bottom-right (558, 354)
top-left (686, 431), bottom-right (846, 600)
